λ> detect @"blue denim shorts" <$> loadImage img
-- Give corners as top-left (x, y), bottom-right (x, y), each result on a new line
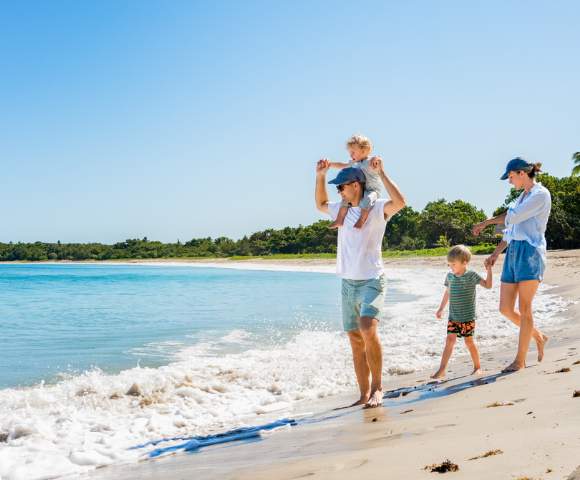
top-left (501, 240), bottom-right (544, 283)
top-left (341, 275), bottom-right (386, 331)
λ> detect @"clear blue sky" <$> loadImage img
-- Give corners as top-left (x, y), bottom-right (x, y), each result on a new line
top-left (1, 1), bottom-right (579, 243)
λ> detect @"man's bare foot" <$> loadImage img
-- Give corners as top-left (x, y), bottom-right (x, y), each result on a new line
top-left (328, 221), bottom-right (343, 229)
top-left (349, 395), bottom-right (370, 407)
top-left (536, 334), bottom-right (549, 362)
top-left (364, 389), bottom-right (383, 408)
top-left (431, 369), bottom-right (446, 379)
top-left (472, 367), bottom-right (484, 375)
top-left (502, 361), bottom-right (526, 373)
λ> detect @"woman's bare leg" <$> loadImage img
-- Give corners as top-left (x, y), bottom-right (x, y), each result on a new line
top-left (503, 280), bottom-right (540, 372)
top-left (499, 282), bottom-right (548, 361)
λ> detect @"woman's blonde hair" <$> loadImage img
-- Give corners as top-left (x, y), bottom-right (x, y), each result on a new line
top-left (447, 244), bottom-right (472, 263)
top-left (346, 134), bottom-right (372, 154)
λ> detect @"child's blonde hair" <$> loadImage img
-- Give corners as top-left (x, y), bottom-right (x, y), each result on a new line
top-left (346, 134), bottom-right (372, 155)
top-left (447, 245), bottom-right (472, 263)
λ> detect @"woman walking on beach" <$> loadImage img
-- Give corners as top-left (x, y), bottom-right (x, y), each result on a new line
top-left (472, 157), bottom-right (551, 372)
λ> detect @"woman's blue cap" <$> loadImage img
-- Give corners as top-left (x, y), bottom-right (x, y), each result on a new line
top-left (500, 157), bottom-right (532, 180)
top-left (328, 167), bottom-right (366, 185)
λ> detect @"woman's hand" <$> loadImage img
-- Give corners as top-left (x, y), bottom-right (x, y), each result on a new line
top-left (484, 253), bottom-right (498, 268)
top-left (472, 220), bottom-right (488, 236)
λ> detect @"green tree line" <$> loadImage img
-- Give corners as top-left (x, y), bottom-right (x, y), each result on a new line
top-left (1, 173), bottom-right (578, 261)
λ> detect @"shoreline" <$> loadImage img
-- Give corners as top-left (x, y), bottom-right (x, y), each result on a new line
top-left (83, 250), bottom-right (580, 480)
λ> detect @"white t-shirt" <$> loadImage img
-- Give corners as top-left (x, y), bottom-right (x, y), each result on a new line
top-left (328, 199), bottom-right (389, 280)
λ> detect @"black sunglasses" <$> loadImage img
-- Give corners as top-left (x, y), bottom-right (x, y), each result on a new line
top-left (337, 182), bottom-right (354, 192)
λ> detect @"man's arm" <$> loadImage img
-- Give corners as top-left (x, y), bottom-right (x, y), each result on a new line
top-left (371, 157), bottom-right (406, 219)
top-left (315, 158), bottom-right (331, 215)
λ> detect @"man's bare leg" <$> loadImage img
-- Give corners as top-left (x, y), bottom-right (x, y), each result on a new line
top-left (359, 316), bottom-right (383, 408)
top-left (353, 208), bottom-right (371, 229)
top-left (503, 280), bottom-right (540, 372)
top-left (499, 282), bottom-right (548, 362)
top-left (329, 206), bottom-right (349, 229)
top-left (464, 336), bottom-right (482, 375)
top-left (347, 330), bottom-right (370, 406)
top-left (431, 334), bottom-right (456, 379)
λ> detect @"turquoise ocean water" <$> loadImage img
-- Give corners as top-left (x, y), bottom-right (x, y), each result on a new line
top-left (0, 264), bottom-right (343, 389)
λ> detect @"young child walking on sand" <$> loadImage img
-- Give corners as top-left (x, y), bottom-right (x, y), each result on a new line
top-left (327, 134), bottom-right (384, 229)
top-left (431, 245), bottom-right (493, 379)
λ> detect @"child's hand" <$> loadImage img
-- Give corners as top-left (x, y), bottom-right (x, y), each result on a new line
top-left (484, 254), bottom-right (497, 269)
top-left (370, 156), bottom-right (383, 172)
top-left (436, 308), bottom-right (443, 319)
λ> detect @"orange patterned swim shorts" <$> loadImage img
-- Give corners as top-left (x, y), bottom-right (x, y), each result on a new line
top-left (447, 320), bottom-right (475, 338)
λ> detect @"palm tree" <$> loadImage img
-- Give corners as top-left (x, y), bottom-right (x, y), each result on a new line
top-left (573, 152), bottom-right (580, 176)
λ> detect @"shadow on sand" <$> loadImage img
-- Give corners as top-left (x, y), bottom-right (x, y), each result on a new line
top-left (129, 371), bottom-right (513, 459)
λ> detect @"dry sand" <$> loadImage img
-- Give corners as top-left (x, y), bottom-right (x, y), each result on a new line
top-left (85, 251), bottom-right (580, 480)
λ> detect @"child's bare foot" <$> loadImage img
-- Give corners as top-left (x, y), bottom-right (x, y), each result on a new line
top-left (431, 369), bottom-right (446, 380)
top-left (472, 367), bottom-right (484, 375)
top-left (353, 218), bottom-right (365, 229)
top-left (328, 221), bottom-right (343, 229)
top-left (330, 206), bottom-right (349, 229)
top-left (536, 334), bottom-right (549, 362)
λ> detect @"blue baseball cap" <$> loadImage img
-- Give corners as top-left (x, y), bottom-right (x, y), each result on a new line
top-left (500, 157), bottom-right (533, 180)
top-left (328, 167), bottom-right (366, 185)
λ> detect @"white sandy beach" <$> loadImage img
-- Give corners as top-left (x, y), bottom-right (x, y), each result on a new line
top-left (77, 250), bottom-right (580, 480)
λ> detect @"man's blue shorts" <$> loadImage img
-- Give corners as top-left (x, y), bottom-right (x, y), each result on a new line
top-left (341, 275), bottom-right (386, 331)
top-left (501, 240), bottom-right (544, 283)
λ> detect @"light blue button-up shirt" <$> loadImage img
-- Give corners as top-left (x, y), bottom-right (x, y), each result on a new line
top-left (503, 183), bottom-right (552, 264)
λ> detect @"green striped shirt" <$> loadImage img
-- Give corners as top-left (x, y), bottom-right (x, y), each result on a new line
top-left (444, 270), bottom-right (483, 323)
